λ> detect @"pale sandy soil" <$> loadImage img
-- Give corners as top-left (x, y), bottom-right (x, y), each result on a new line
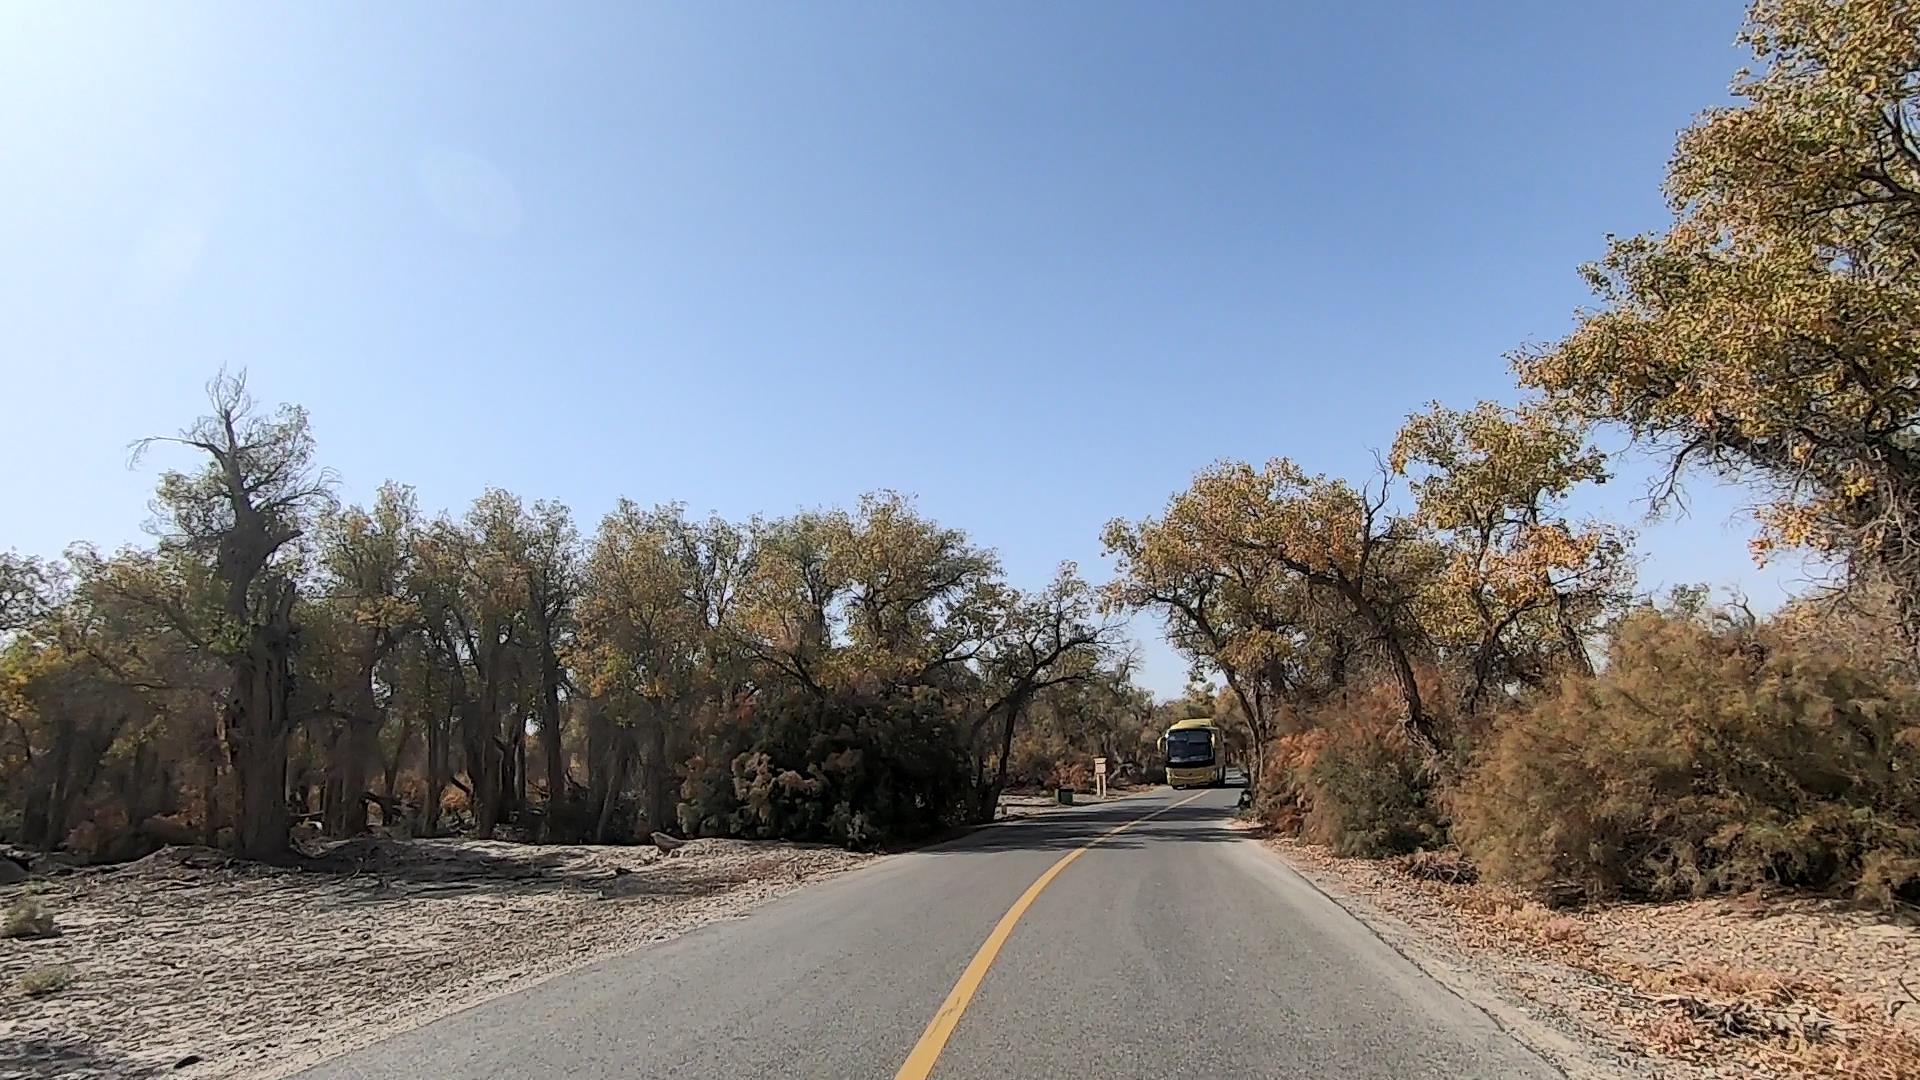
top-left (0, 788), bottom-right (1130, 1080)
top-left (0, 837), bottom-right (871, 1080)
top-left (1257, 830), bottom-right (1920, 1080)
top-left (994, 782), bottom-right (1151, 820)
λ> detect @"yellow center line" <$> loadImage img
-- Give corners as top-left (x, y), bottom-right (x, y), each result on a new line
top-left (892, 790), bottom-right (1210, 1080)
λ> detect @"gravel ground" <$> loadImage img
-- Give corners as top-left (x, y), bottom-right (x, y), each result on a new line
top-left (1255, 830), bottom-right (1920, 1080)
top-left (0, 836), bottom-right (871, 1080)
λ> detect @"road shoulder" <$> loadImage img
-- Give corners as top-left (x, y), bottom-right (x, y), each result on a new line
top-left (0, 838), bottom-right (875, 1080)
top-left (1246, 827), bottom-right (1920, 1080)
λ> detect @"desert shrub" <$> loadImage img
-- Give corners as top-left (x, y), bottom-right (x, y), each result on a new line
top-left (678, 690), bottom-right (973, 848)
top-left (2, 898), bottom-right (57, 939)
top-left (1258, 681), bottom-right (1444, 857)
top-left (1393, 848), bottom-right (1478, 884)
top-left (1771, 573), bottom-right (1911, 683)
top-left (1487, 901), bottom-right (1587, 947)
top-left (1454, 605), bottom-right (1920, 905)
top-left (1051, 760), bottom-right (1092, 792)
top-left (17, 964), bottom-right (74, 997)
top-left (1004, 738), bottom-right (1061, 792)
top-left (675, 754), bottom-right (731, 839)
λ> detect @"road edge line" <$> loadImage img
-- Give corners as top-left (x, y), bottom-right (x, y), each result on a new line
top-left (1237, 832), bottom-right (1575, 1079)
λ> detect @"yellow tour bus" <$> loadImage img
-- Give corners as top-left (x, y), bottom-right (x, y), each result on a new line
top-left (1160, 717), bottom-right (1227, 789)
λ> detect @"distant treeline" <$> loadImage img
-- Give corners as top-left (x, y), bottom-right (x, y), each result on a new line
top-left (2, 375), bottom-right (1164, 860)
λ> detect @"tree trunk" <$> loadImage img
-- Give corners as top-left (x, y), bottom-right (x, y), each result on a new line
top-left (201, 756), bottom-right (223, 846)
top-left (457, 679), bottom-right (502, 838)
top-left (1553, 592), bottom-right (1595, 678)
top-left (1244, 675), bottom-right (1278, 791)
top-left (345, 717), bottom-right (375, 835)
top-left (977, 692), bottom-right (1030, 823)
top-left (383, 708), bottom-right (414, 806)
top-left (646, 710), bottom-right (673, 835)
top-left (584, 696), bottom-right (614, 832)
top-left (1342, 583), bottom-right (1443, 764)
top-left (293, 713), bottom-right (322, 821)
top-left (23, 730), bottom-right (71, 851)
top-left (21, 785), bottom-right (51, 852)
top-left (423, 706), bottom-right (448, 836)
top-left (1381, 635), bottom-right (1442, 762)
top-left (469, 736), bottom-right (501, 839)
top-left (229, 624), bottom-right (294, 861)
top-left (498, 723), bottom-right (524, 828)
top-left (325, 717), bottom-right (375, 837)
top-left (325, 649), bottom-right (384, 837)
top-left (1463, 626), bottom-right (1502, 719)
top-left (217, 580), bottom-right (298, 861)
top-left (540, 676), bottom-right (567, 840)
top-left (121, 744), bottom-right (160, 834)
top-left (1336, 576), bottom-right (1443, 760)
top-left (593, 739), bottom-right (628, 844)
top-left (514, 722), bottom-right (528, 820)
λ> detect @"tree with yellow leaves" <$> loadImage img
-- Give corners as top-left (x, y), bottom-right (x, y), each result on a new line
top-left (308, 483), bottom-right (423, 838)
top-left (1106, 458), bottom-right (1443, 770)
top-left (1392, 402), bottom-right (1631, 714)
top-left (575, 501), bottom-right (738, 841)
top-left (1103, 494), bottom-right (1295, 784)
top-left (1516, 0), bottom-right (1920, 654)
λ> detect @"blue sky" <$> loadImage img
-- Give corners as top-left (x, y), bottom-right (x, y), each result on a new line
top-left (1, 2), bottom-right (1809, 696)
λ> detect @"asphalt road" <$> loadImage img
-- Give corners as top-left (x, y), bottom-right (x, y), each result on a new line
top-left (298, 786), bottom-right (1555, 1080)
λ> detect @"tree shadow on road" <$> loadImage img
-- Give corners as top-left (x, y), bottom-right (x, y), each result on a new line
top-left (0, 1034), bottom-right (166, 1080)
top-left (918, 799), bottom-right (1251, 857)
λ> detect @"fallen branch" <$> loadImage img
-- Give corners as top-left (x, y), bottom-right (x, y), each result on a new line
top-left (1655, 990), bottom-right (1850, 1048)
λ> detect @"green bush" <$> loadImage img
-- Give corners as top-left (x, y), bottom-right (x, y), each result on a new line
top-left (1258, 683), bottom-right (1444, 858)
top-left (1454, 606), bottom-right (1920, 906)
top-left (679, 690), bottom-right (974, 848)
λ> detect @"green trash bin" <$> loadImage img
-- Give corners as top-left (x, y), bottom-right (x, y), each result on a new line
top-left (1055, 787), bottom-right (1074, 806)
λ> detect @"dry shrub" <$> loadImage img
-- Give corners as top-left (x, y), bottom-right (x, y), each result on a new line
top-left (1259, 681), bottom-right (1443, 858)
top-left (1454, 605), bottom-right (1920, 906)
top-left (17, 964), bottom-right (74, 997)
top-left (1488, 901), bottom-right (1589, 947)
top-left (1392, 848), bottom-right (1479, 884)
top-left (1432, 885), bottom-right (1592, 949)
top-left (1052, 760), bottom-right (1092, 792)
top-left (1618, 962), bottom-right (1920, 1079)
top-left (3, 897), bottom-right (58, 939)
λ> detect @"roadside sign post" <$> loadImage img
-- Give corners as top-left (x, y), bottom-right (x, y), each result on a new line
top-left (1093, 757), bottom-right (1107, 799)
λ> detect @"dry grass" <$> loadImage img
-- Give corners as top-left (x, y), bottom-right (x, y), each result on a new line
top-left (1607, 960), bottom-right (1920, 1080)
top-left (3, 897), bottom-right (59, 939)
top-left (1391, 848), bottom-right (1478, 885)
top-left (1492, 901), bottom-right (1589, 946)
top-left (17, 964), bottom-right (75, 997)
top-left (1437, 886), bottom-right (1590, 947)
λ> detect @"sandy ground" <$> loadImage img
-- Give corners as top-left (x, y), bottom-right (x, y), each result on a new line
top-left (0, 837), bottom-right (872, 1080)
top-left (992, 783), bottom-right (1149, 820)
top-left (1256, 831), bottom-right (1920, 1080)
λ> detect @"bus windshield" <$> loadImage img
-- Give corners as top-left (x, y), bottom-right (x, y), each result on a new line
top-left (1165, 729), bottom-right (1215, 766)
